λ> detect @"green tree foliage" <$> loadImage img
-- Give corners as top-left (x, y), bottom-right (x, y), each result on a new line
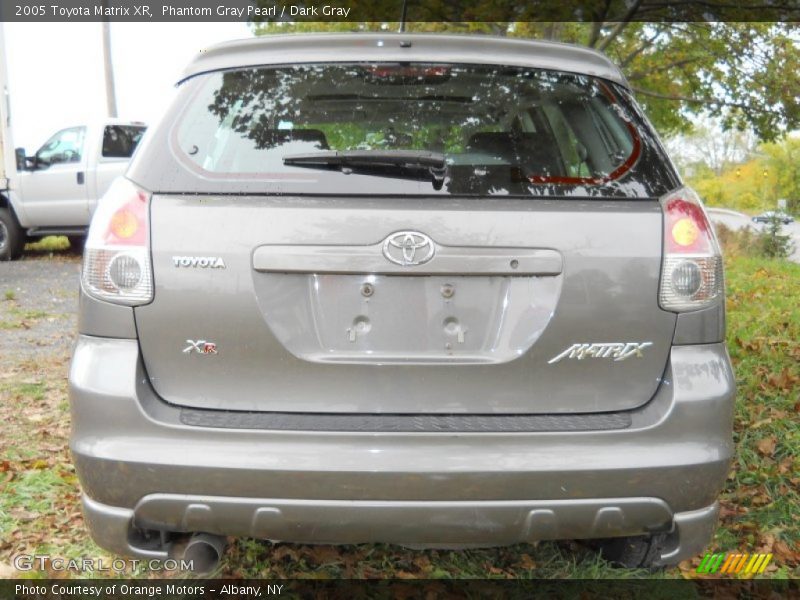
top-left (716, 221), bottom-right (794, 259)
top-left (760, 215), bottom-right (795, 259)
top-left (689, 136), bottom-right (800, 215)
top-left (762, 137), bottom-right (800, 216)
top-left (251, 20), bottom-right (800, 141)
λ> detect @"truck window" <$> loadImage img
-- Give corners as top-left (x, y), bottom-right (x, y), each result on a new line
top-left (36, 126), bottom-right (86, 166)
top-left (102, 125), bottom-right (146, 158)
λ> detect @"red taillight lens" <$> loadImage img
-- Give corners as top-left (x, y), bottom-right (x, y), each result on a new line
top-left (659, 188), bottom-right (723, 312)
top-left (82, 178), bottom-right (153, 306)
top-left (664, 198), bottom-right (712, 254)
top-left (105, 190), bottom-right (147, 245)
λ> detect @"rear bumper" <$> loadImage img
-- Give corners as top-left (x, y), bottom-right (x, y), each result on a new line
top-left (82, 493), bottom-right (719, 567)
top-left (69, 336), bottom-right (735, 563)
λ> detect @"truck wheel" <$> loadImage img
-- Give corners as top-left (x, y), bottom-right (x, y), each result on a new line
top-left (596, 534), bottom-right (668, 569)
top-left (0, 207), bottom-right (26, 261)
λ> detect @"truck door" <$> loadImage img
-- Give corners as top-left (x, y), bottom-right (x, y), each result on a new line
top-left (18, 126), bottom-right (89, 227)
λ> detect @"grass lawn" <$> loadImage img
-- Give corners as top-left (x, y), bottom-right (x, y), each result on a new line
top-left (0, 254), bottom-right (798, 579)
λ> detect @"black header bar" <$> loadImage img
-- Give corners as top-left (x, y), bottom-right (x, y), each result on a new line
top-left (1, 0), bottom-right (799, 23)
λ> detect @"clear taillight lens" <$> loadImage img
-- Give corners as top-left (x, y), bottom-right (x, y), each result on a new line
top-left (82, 178), bottom-right (153, 306)
top-left (659, 187), bottom-right (723, 312)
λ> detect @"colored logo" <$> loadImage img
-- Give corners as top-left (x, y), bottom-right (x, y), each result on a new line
top-left (183, 340), bottom-right (218, 355)
top-left (696, 552), bottom-right (772, 575)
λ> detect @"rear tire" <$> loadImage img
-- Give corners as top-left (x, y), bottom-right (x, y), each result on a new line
top-left (596, 534), bottom-right (667, 569)
top-left (0, 207), bottom-right (26, 261)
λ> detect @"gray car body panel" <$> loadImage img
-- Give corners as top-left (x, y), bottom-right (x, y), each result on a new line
top-left (673, 304), bottom-right (725, 345)
top-left (80, 493), bottom-right (719, 566)
top-left (134, 195), bottom-right (676, 413)
top-left (179, 34), bottom-right (629, 88)
top-left (70, 336), bottom-right (733, 560)
top-left (77, 281), bottom-right (137, 339)
top-left (71, 338), bottom-right (734, 510)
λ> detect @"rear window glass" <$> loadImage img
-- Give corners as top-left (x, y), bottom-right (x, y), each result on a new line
top-left (166, 63), bottom-right (674, 197)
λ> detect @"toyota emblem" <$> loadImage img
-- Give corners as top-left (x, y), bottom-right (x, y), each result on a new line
top-left (382, 231), bottom-right (435, 266)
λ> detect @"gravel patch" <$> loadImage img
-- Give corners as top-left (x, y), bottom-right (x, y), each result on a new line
top-left (0, 254), bottom-right (81, 361)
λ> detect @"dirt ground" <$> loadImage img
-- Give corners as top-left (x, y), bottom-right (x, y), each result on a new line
top-left (0, 253), bottom-right (88, 578)
top-left (0, 254), bottom-right (80, 361)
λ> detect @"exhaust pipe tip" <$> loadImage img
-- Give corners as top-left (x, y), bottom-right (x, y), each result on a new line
top-left (183, 532), bottom-right (227, 574)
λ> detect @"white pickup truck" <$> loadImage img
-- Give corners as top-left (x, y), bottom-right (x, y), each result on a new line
top-left (0, 24), bottom-right (145, 260)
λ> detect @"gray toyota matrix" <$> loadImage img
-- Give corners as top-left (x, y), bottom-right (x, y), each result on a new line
top-left (69, 34), bottom-right (735, 571)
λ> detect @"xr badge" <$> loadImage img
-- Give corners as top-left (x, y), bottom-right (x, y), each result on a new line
top-left (183, 340), bottom-right (218, 355)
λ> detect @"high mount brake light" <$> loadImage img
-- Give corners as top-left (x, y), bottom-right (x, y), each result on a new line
top-left (363, 65), bottom-right (451, 83)
top-left (81, 178), bottom-right (153, 306)
top-left (659, 187), bottom-right (723, 312)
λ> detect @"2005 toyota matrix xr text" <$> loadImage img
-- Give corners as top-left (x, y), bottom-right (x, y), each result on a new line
top-left (69, 34), bottom-right (735, 572)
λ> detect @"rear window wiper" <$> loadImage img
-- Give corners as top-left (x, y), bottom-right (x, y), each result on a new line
top-left (283, 150), bottom-right (447, 189)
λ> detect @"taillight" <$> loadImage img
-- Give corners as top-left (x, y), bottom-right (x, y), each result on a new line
top-left (659, 187), bottom-right (723, 311)
top-left (82, 178), bottom-right (153, 306)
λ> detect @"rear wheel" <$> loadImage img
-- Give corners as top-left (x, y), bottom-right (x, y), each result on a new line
top-left (596, 534), bottom-right (668, 569)
top-left (0, 207), bottom-right (26, 261)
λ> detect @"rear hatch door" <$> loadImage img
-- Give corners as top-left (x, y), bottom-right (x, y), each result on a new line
top-left (134, 195), bottom-right (674, 414)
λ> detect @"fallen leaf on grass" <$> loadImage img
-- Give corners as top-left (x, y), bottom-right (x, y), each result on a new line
top-left (736, 337), bottom-right (764, 352)
top-left (413, 555), bottom-right (431, 571)
top-left (774, 541), bottom-right (800, 566)
top-left (750, 493), bottom-right (772, 507)
top-left (394, 571), bottom-right (418, 579)
top-left (481, 562), bottom-right (513, 578)
top-left (757, 533), bottom-right (776, 554)
top-left (360, 565), bottom-right (383, 578)
top-left (719, 502), bottom-right (743, 519)
top-left (756, 436), bottom-right (777, 457)
top-left (766, 369), bottom-right (800, 393)
top-left (518, 553), bottom-right (537, 570)
top-left (304, 546), bottom-right (342, 566)
top-left (271, 545), bottom-right (299, 562)
top-left (9, 508), bottom-right (40, 521)
top-left (41, 445), bottom-right (65, 453)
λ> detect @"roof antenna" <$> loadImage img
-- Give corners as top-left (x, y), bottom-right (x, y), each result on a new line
top-left (399, 0), bottom-right (408, 33)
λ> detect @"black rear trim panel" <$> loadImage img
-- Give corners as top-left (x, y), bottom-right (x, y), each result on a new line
top-left (179, 409), bottom-right (632, 432)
